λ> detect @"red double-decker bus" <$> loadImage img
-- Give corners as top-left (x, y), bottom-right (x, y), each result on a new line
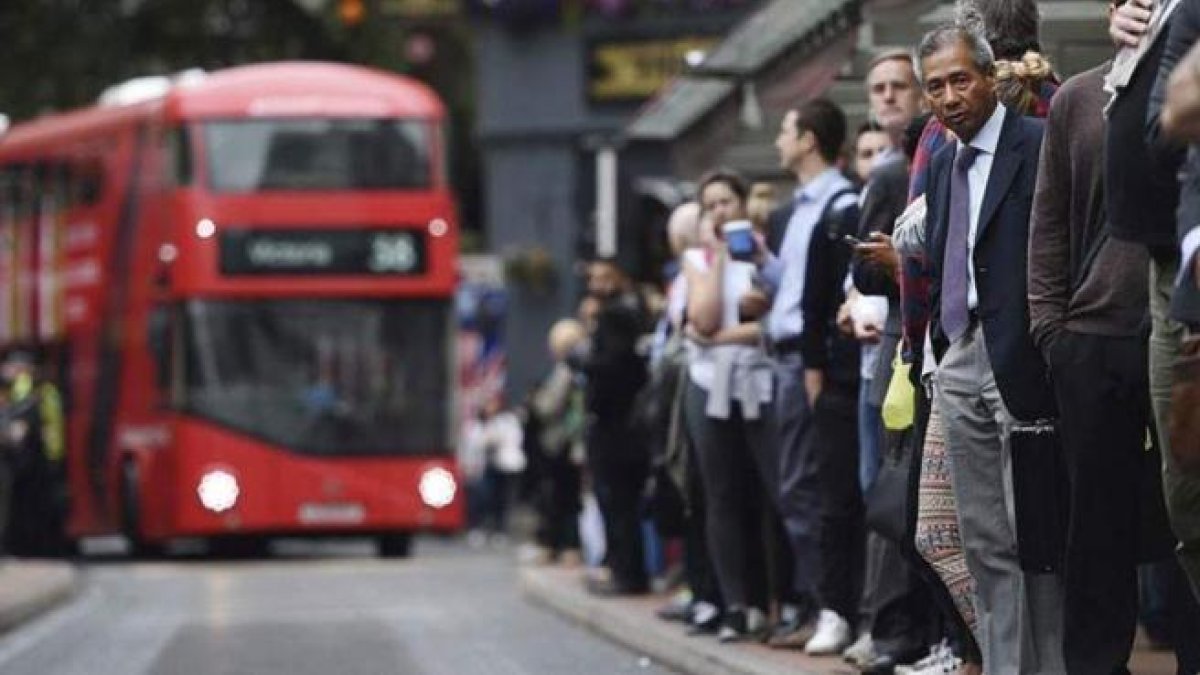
top-left (0, 62), bottom-right (463, 556)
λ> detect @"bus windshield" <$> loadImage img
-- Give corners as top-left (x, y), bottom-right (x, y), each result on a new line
top-left (181, 299), bottom-right (450, 456)
top-left (202, 118), bottom-right (432, 192)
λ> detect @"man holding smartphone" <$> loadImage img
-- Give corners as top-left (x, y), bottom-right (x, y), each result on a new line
top-left (753, 98), bottom-right (862, 654)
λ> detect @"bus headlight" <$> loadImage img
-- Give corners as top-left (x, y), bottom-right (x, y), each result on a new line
top-left (419, 467), bottom-right (456, 509)
top-left (197, 469), bottom-right (240, 513)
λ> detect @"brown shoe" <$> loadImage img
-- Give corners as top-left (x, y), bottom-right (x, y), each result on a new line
top-left (766, 618), bottom-right (816, 650)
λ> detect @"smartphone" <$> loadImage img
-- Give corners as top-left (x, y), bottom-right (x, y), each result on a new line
top-left (842, 234), bottom-right (863, 247)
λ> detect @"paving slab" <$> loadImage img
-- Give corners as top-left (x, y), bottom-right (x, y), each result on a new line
top-left (0, 559), bottom-right (78, 634)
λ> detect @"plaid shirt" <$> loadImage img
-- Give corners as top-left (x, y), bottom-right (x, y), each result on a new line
top-left (900, 78), bottom-right (1059, 363)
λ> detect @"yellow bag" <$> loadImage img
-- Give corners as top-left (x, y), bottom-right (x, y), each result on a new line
top-left (882, 344), bottom-right (915, 431)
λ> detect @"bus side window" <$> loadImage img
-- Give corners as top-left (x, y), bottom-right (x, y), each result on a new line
top-left (164, 126), bottom-right (193, 187)
top-left (147, 304), bottom-right (171, 401)
top-left (74, 158), bottom-right (104, 206)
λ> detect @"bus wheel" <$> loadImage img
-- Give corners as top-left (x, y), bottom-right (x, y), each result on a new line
top-left (377, 533), bottom-right (412, 558)
top-left (121, 461), bottom-right (163, 559)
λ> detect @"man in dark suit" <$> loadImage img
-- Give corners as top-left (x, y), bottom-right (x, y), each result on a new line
top-left (1147, 1), bottom-right (1200, 611)
top-left (1159, 6), bottom-right (1200, 328)
top-left (917, 25), bottom-right (1064, 674)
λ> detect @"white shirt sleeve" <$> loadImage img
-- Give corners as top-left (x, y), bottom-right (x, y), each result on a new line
top-left (1180, 227), bottom-right (1200, 287)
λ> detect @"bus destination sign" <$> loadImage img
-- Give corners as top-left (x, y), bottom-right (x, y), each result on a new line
top-left (219, 229), bottom-right (426, 276)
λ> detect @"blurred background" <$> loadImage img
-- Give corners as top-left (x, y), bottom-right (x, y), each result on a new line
top-left (0, 0), bottom-right (1116, 400)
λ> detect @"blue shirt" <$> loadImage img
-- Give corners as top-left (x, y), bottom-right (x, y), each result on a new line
top-left (765, 168), bottom-right (855, 342)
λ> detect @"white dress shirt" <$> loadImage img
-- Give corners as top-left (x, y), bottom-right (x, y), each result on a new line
top-left (958, 103), bottom-right (1007, 310)
top-left (766, 168), bottom-right (854, 341)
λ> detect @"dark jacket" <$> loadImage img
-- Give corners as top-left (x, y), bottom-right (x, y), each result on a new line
top-left (926, 107), bottom-right (1056, 421)
top-left (582, 291), bottom-right (649, 424)
top-left (765, 183), bottom-right (861, 392)
top-left (1107, 22), bottom-right (1181, 249)
top-left (853, 153), bottom-right (909, 299)
top-left (1147, 0), bottom-right (1200, 324)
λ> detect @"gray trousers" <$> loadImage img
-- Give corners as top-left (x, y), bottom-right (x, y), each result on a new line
top-left (773, 355), bottom-right (820, 603)
top-left (1150, 258), bottom-right (1200, 599)
top-left (935, 323), bottom-right (1064, 675)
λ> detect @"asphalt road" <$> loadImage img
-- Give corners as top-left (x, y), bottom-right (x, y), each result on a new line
top-left (0, 538), bottom-right (673, 675)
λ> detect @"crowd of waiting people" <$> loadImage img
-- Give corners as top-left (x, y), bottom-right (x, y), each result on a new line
top-left (468, 0), bottom-right (1200, 672)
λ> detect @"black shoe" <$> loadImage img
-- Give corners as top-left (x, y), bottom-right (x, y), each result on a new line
top-left (717, 608), bottom-right (768, 643)
top-left (862, 645), bottom-right (930, 675)
top-left (766, 618), bottom-right (816, 650)
top-left (860, 653), bottom-right (900, 675)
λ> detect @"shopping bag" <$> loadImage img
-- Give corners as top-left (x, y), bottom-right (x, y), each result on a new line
top-left (882, 344), bottom-right (915, 431)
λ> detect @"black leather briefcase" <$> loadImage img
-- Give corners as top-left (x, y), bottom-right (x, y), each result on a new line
top-left (1010, 420), bottom-right (1068, 574)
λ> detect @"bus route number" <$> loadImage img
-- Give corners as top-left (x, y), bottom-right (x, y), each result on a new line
top-left (369, 234), bottom-right (419, 273)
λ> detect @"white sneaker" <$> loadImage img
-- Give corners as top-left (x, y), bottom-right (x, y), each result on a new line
top-left (841, 632), bottom-right (875, 665)
top-left (895, 641), bottom-right (963, 675)
top-left (803, 609), bottom-right (852, 655)
top-left (746, 607), bottom-right (768, 634)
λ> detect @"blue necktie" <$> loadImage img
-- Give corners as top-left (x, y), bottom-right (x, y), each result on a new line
top-left (941, 144), bottom-right (980, 343)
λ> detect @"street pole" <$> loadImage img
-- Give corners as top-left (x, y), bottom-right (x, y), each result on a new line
top-left (595, 145), bottom-right (617, 258)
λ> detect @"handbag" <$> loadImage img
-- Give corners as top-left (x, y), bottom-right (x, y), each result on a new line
top-left (1009, 420), bottom-right (1069, 573)
top-left (1170, 334), bottom-right (1200, 475)
top-left (865, 393), bottom-right (922, 544)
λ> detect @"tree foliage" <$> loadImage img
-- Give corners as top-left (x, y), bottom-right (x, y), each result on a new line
top-left (0, 0), bottom-right (481, 232)
top-left (0, 0), bottom-right (348, 120)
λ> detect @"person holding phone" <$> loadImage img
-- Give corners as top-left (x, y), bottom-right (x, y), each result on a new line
top-left (681, 169), bottom-right (790, 642)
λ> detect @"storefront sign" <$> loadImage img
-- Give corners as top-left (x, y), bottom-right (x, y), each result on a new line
top-left (588, 36), bottom-right (718, 102)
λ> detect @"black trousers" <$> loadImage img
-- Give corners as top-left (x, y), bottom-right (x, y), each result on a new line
top-left (809, 384), bottom-right (864, 621)
top-left (588, 423), bottom-right (649, 591)
top-left (866, 532), bottom-right (932, 656)
top-left (1048, 331), bottom-right (1148, 675)
top-left (684, 439), bottom-right (723, 609)
top-left (683, 382), bottom-right (778, 610)
top-left (534, 454), bottom-right (581, 555)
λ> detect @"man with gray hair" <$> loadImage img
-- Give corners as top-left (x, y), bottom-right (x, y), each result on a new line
top-left (840, 49), bottom-right (931, 670)
top-left (916, 23), bottom-right (1064, 674)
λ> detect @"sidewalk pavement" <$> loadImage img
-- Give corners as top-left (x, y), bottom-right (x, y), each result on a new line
top-left (520, 564), bottom-right (1178, 675)
top-left (0, 559), bottom-right (78, 634)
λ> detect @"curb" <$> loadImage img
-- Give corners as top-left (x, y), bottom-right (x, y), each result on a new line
top-left (520, 567), bottom-right (828, 675)
top-left (0, 561), bottom-right (79, 634)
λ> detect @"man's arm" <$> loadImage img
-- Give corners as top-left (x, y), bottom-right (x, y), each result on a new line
top-left (755, 251), bottom-right (784, 299)
top-left (1146, 0), bottom-right (1199, 164)
top-left (852, 164), bottom-right (905, 297)
top-left (1028, 89), bottom-right (1074, 352)
top-left (1164, 40), bottom-right (1200, 139)
top-left (800, 197), bottom-right (858, 404)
